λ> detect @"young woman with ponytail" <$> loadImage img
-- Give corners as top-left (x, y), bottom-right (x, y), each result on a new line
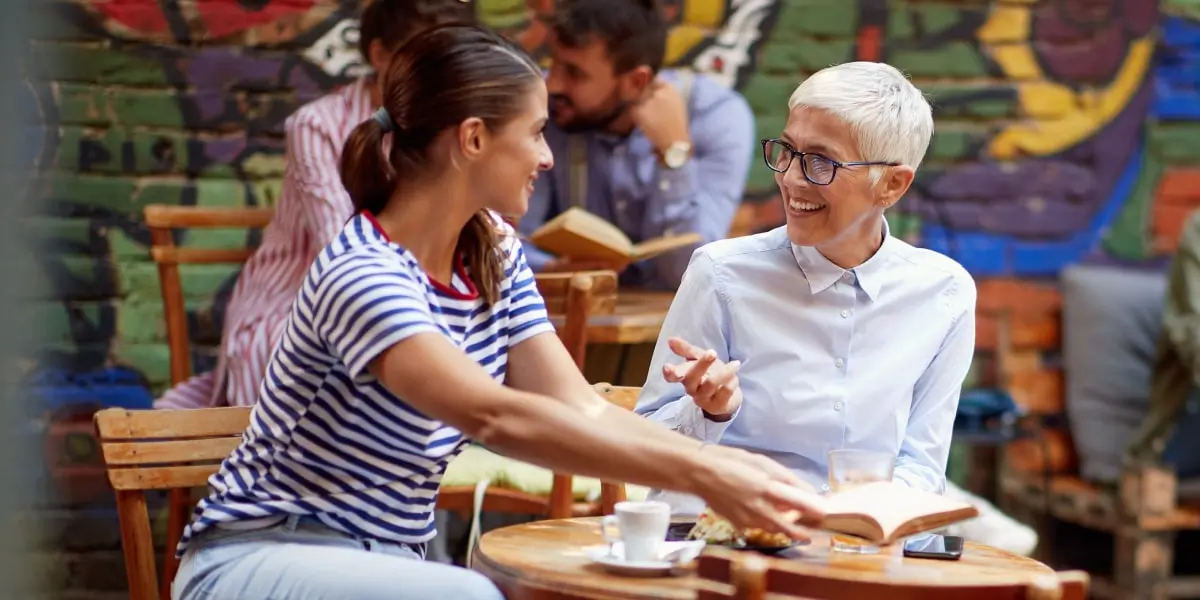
top-left (169, 24), bottom-right (823, 600)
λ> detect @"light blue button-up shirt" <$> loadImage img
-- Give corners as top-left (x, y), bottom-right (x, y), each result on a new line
top-left (635, 219), bottom-right (977, 513)
top-left (518, 69), bottom-right (755, 290)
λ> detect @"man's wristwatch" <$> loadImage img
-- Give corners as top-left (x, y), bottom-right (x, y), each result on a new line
top-left (661, 140), bottom-right (693, 169)
top-left (702, 408), bottom-right (733, 423)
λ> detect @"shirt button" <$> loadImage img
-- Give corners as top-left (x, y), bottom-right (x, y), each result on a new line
top-left (659, 179), bottom-right (671, 192)
top-left (834, 401), bottom-right (844, 411)
top-left (843, 272), bottom-right (855, 283)
top-left (821, 484), bottom-right (830, 492)
top-left (839, 309), bottom-right (849, 318)
top-left (835, 358), bottom-right (844, 368)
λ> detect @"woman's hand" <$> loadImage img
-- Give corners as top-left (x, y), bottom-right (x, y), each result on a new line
top-left (690, 445), bottom-right (824, 541)
top-left (662, 337), bottom-right (742, 421)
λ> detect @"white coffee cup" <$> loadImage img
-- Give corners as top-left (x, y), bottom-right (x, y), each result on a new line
top-left (600, 500), bottom-right (671, 562)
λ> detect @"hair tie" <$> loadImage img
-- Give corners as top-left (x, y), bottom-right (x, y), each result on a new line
top-left (372, 107), bottom-right (394, 133)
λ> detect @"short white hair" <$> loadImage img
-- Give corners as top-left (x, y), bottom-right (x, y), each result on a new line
top-left (787, 62), bottom-right (933, 182)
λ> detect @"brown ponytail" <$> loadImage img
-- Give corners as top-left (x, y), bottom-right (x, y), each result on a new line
top-left (458, 211), bottom-right (504, 304)
top-left (339, 118), bottom-right (395, 217)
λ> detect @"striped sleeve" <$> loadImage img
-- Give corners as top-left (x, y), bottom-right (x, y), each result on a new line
top-left (503, 235), bottom-right (555, 347)
top-left (314, 256), bottom-right (442, 379)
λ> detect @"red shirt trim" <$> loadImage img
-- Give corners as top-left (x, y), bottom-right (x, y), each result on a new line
top-left (362, 211), bottom-right (479, 300)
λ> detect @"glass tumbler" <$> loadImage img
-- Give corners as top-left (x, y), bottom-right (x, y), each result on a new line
top-left (827, 449), bottom-right (896, 554)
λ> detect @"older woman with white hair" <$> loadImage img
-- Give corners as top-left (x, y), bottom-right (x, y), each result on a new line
top-left (634, 61), bottom-right (1037, 555)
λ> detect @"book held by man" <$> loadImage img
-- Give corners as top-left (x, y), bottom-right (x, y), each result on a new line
top-left (528, 207), bottom-right (701, 266)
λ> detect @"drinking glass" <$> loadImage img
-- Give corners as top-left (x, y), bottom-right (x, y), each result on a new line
top-left (827, 449), bottom-right (895, 554)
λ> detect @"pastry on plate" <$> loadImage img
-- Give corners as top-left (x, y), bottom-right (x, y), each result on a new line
top-left (686, 508), bottom-right (794, 548)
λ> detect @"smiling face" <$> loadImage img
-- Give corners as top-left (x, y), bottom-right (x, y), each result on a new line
top-left (470, 80), bottom-right (555, 216)
top-left (775, 106), bottom-right (914, 267)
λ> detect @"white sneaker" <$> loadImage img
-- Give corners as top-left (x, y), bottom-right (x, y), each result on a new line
top-left (942, 481), bottom-right (1039, 557)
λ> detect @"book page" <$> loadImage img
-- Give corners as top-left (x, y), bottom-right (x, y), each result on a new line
top-left (821, 481), bottom-right (977, 543)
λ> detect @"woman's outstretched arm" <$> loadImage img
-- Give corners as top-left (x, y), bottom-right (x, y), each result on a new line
top-left (504, 332), bottom-right (731, 456)
top-left (369, 332), bottom-right (821, 537)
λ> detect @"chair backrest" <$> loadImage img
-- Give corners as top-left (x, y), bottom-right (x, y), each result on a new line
top-left (143, 205), bottom-right (274, 386)
top-left (94, 406), bottom-right (253, 600)
top-left (534, 270), bottom-right (617, 369)
top-left (695, 549), bottom-right (1091, 600)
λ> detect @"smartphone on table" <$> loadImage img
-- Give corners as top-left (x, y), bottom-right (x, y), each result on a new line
top-left (902, 533), bottom-right (964, 560)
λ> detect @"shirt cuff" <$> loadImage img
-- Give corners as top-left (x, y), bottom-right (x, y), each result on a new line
top-left (892, 461), bottom-right (944, 494)
top-left (673, 397), bottom-right (740, 442)
top-left (651, 165), bottom-right (699, 226)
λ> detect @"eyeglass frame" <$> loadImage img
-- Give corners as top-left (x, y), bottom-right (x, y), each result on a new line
top-left (760, 138), bottom-right (900, 186)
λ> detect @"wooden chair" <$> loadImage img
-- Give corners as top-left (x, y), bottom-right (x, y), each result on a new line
top-left (142, 204), bottom-right (273, 600)
top-left (695, 547), bottom-right (1091, 600)
top-left (95, 405), bottom-right (253, 600)
top-left (437, 271), bottom-right (632, 520)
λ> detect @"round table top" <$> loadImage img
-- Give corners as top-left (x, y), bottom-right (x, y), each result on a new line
top-left (471, 517), bottom-right (1055, 600)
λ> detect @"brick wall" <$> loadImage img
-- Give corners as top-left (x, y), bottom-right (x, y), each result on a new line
top-left (20, 0), bottom-right (1200, 596)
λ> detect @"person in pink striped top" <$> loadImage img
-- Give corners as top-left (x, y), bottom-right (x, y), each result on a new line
top-left (155, 0), bottom-right (477, 409)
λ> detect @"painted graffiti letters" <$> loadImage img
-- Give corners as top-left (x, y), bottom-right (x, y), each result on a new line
top-left (73, 135), bottom-right (180, 174)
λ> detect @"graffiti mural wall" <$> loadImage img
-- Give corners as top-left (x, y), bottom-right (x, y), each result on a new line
top-left (25, 0), bottom-right (1200, 418)
top-left (19, 0), bottom-right (1200, 590)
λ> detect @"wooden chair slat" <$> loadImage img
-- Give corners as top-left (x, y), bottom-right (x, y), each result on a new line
top-left (106, 464), bottom-right (223, 491)
top-left (540, 295), bottom-right (616, 316)
top-left (95, 406), bottom-right (252, 440)
top-left (100, 437), bottom-right (242, 465)
top-left (150, 247), bottom-right (258, 265)
top-left (533, 270), bottom-right (618, 297)
top-left (144, 205), bottom-right (274, 229)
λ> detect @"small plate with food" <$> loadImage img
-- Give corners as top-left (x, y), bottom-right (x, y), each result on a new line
top-left (668, 508), bottom-right (808, 555)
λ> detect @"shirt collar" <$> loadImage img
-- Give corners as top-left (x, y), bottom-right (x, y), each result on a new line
top-left (789, 217), bottom-right (893, 301)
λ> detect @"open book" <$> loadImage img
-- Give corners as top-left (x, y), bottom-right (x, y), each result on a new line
top-left (800, 481), bottom-right (979, 545)
top-left (528, 207), bottom-right (702, 266)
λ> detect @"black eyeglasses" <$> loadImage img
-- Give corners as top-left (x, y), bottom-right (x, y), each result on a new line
top-left (761, 139), bottom-right (899, 186)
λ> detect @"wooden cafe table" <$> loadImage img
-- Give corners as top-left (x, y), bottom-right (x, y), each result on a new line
top-left (471, 517), bottom-right (1056, 600)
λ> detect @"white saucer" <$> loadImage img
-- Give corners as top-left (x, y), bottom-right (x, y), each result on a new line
top-left (583, 541), bottom-right (707, 577)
